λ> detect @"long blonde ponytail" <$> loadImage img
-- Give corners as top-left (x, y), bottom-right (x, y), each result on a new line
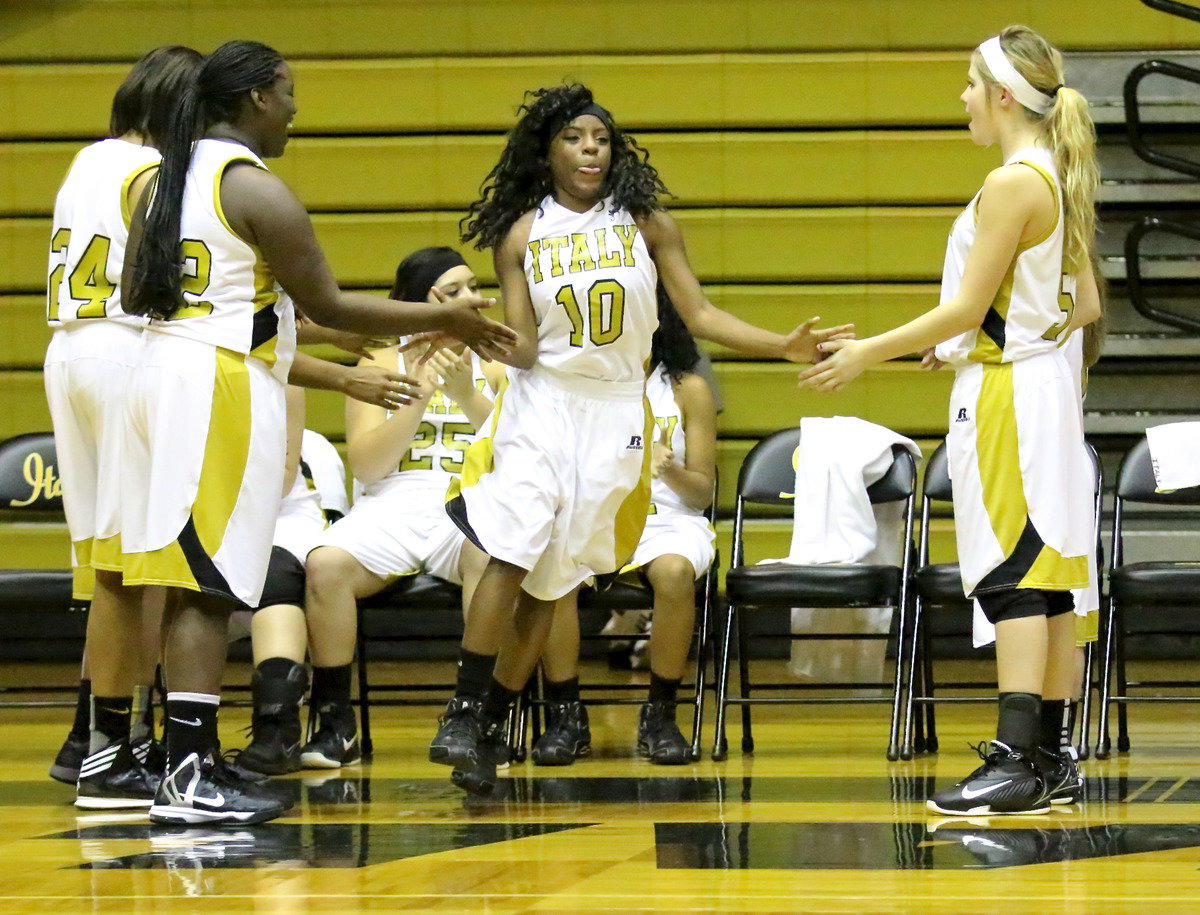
top-left (975, 25), bottom-right (1100, 276)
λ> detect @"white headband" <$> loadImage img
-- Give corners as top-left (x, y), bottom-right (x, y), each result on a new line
top-left (977, 36), bottom-right (1056, 115)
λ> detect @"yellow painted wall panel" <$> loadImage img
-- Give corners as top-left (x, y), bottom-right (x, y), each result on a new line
top-left (0, 371), bottom-right (50, 438)
top-left (0, 54), bottom-right (975, 139)
top-left (0, 296), bottom-right (52, 368)
top-left (0, 522), bottom-right (71, 569)
top-left (0, 1), bottom-right (1186, 62)
top-left (0, 131), bottom-right (989, 216)
top-left (713, 362), bottom-right (953, 436)
top-left (0, 208), bottom-right (957, 292)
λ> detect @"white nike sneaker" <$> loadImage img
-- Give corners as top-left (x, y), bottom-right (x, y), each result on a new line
top-left (149, 752), bottom-right (291, 825)
top-left (926, 741), bottom-right (1050, 816)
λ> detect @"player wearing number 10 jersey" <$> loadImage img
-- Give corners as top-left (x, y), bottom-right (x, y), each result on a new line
top-left (433, 83), bottom-right (855, 794)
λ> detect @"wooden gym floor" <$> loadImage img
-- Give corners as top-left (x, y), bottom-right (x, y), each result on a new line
top-left (2, 660), bottom-right (1200, 913)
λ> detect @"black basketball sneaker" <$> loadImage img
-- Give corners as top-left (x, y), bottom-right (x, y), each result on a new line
top-left (75, 740), bottom-right (160, 809)
top-left (531, 701), bottom-right (591, 766)
top-left (926, 741), bottom-right (1050, 816)
top-left (49, 733), bottom-right (88, 785)
top-left (1036, 745), bottom-right (1084, 805)
top-left (429, 696), bottom-right (485, 767)
top-left (239, 664), bottom-right (307, 775)
top-left (300, 702), bottom-right (361, 769)
top-left (637, 700), bottom-right (692, 765)
top-left (150, 751), bottom-right (292, 825)
top-left (451, 713), bottom-right (510, 796)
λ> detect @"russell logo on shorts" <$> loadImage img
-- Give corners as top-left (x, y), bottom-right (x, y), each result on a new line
top-left (955, 408), bottom-right (970, 423)
top-left (626, 435), bottom-right (644, 450)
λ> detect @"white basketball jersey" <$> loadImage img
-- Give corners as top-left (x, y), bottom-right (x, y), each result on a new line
top-left (148, 138), bottom-right (296, 383)
top-left (46, 138), bottom-right (160, 328)
top-left (361, 353), bottom-right (489, 497)
top-left (646, 365), bottom-right (701, 518)
top-left (935, 147), bottom-right (1075, 367)
top-left (523, 195), bottom-right (658, 382)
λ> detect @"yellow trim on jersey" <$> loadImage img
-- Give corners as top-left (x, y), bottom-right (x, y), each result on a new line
top-left (611, 397), bottom-right (655, 569)
top-left (446, 380), bottom-right (508, 501)
top-left (248, 245), bottom-right (281, 367)
top-left (120, 160), bottom-right (159, 230)
top-left (212, 156), bottom-right (266, 245)
top-left (73, 537), bottom-right (94, 572)
top-left (124, 348), bottom-right (253, 595)
top-left (1013, 160), bottom-right (1060, 254)
top-left (1076, 608), bottom-right (1099, 646)
top-left (91, 533), bottom-right (124, 573)
top-left (975, 362), bottom-right (1089, 591)
top-left (72, 564), bottom-right (95, 603)
top-left (968, 257), bottom-right (1015, 364)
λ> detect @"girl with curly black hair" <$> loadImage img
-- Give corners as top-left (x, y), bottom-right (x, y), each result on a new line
top-left (434, 83), bottom-right (852, 794)
top-left (531, 286), bottom-right (717, 767)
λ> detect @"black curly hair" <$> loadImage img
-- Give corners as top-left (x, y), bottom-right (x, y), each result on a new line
top-left (650, 283), bottom-right (700, 383)
top-left (461, 83), bottom-right (669, 250)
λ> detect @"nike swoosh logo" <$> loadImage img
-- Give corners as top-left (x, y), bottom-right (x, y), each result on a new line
top-left (960, 779), bottom-right (1013, 800)
top-left (169, 716), bottom-right (203, 727)
top-left (342, 738), bottom-right (356, 753)
top-left (192, 793), bottom-right (226, 808)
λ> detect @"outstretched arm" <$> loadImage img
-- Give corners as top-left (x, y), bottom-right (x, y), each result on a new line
top-left (220, 164), bottom-right (516, 359)
top-left (800, 166), bottom-right (1050, 391)
top-left (288, 351), bottom-right (419, 409)
top-left (641, 210), bottom-right (853, 364)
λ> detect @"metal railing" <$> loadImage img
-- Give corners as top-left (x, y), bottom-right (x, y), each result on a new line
top-left (1121, 2), bottom-right (1200, 332)
top-left (1124, 216), bottom-right (1200, 332)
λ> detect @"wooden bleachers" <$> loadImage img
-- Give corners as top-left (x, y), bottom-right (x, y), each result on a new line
top-left (4, 0), bottom-right (1155, 578)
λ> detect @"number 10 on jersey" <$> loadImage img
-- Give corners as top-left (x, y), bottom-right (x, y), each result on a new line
top-left (555, 279), bottom-right (626, 347)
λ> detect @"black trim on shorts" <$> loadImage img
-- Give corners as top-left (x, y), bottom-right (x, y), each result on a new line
top-left (971, 516), bottom-right (1045, 597)
top-left (178, 515), bottom-right (236, 601)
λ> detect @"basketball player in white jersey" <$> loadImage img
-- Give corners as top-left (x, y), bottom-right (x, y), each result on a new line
top-left (240, 248), bottom-right (502, 774)
top-left (533, 288), bottom-right (717, 766)
top-left (121, 41), bottom-right (516, 825)
top-left (433, 84), bottom-right (852, 794)
top-left (43, 47), bottom-right (200, 810)
top-left (45, 48), bottom-right (419, 809)
top-left (801, 26), bottom-right (1103, 815)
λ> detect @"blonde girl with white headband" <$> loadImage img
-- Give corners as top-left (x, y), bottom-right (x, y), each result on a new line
top-left (801, 24), bottom-right (1101, 816)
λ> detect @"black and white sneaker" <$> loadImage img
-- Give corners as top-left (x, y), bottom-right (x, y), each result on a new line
top-left (531, 701), bottom-right (591, 766)
top-left (926, 741), bottom-right (1050, 816)
top-left (50, 733), bottom-right (88, 785)
top-left (132, 736), bottom-right (167, 776)
top-left (637, 700), bottom-right (692, 765)
top-left (149, 752), bottom-right (291, 825)
top-left (300, 702), bottom-right (361, 769)
top-left (429, 696), bottom-right (484, 767)
top-left (1036, 746), bottom-right (1084, 805)
top-left (451, 713), bottom-right (510, 796)
top-left (75, 740), bottom-right (159, 809)
top-left (238, 661), bottom-right (307, 775)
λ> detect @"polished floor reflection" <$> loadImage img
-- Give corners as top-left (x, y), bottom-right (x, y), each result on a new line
top-left (4, 660), bottom-right (1200, 910)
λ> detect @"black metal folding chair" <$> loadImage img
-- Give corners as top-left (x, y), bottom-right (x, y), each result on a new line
top-left (712, 428), bottom-right (916, 761)
top-left (901, 441), bottom-right (1104, 760)
top-left (1096, 434), bottom-right (1200, 758)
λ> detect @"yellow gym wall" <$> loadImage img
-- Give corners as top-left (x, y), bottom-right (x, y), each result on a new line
top-left (0, 0), bottom-right (1184, 570)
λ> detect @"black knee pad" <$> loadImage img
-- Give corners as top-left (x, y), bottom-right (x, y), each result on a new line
top-left (254, 546), bottom-right (307, 611)
top-left (977, 588), bottom-right (1054, 624)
